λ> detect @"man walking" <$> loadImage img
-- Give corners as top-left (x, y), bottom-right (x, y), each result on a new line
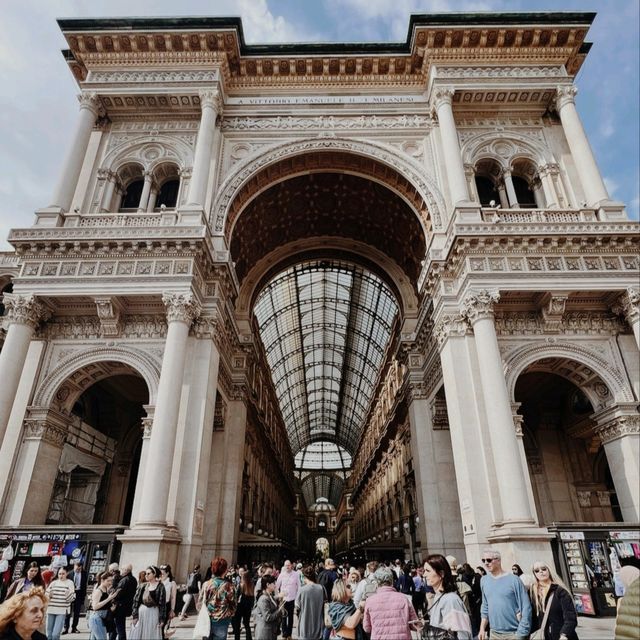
top-left (276, 560), bottom-right (300, 640)
top-left (112, 563), bottom-right (137, 640)
top-left (478, 550), bottom-right (531, 640)
top-left (318, 559), bottom-right (338, 640)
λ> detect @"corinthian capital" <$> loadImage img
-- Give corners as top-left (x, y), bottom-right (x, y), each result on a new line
top-left (461, 290), bottom-right (500, 325)
top-left (555, 85), bottom-right (578, 111)
top-left (162, 292), bottom-right (202, 326)
top-left (199, 88), bottom-right (223, 114)
top-left (431, 86), bottom-right (455, 111)
top-left (2, 293), bottom-right (50, 330)
top-left (77, 92), bottom-right (103, 115)
top-left (612, 288), bottom-right (640, 324)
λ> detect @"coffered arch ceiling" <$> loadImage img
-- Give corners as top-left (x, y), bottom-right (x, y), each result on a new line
top-left (229, 171), bottom-right (427, 290)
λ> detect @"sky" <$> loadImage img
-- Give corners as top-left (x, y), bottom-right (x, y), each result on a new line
top-left (0, 0), bottom-right (638, 250)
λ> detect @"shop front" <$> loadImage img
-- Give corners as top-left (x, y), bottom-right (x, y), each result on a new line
top-left (0, 525), bottom-right (124, 603)
top-left (550, 524), bottom-right (640, 617)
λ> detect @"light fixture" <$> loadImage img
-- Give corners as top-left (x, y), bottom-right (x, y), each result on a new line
top-left (247, 523), bottom-right (253, 530)
top-left (257, 528), bottom-right (263, 535)
top-left (403, 521), bottom-right (410, 530)
top-left (415, 517), bottom-right (420, 525)
top-left (393, 525), bottom-right (399, 534)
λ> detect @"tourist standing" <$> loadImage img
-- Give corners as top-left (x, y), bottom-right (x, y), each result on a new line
top-left (200, 558), bottom-right (236, 640)
top-left (231, 570), bottom-right (254, 640)
top-left (275, 560), bottom-right (300, 640)
top-left (0, 586), bottom-right (48, 640)
top-left (478, 550), bottom-right (531, 640)
top-left (353, 561), bottom-right (378, 608)
top-left (45, 567), bottom-right (75, 640)
top-left (328, 580), bottom-right (363, 640)
top-left (112, 564), bottom-right (137, 640)
top-left (64, 562), bottom-right (87, 634)
top-left (423, 554), bottom-right (471, 640)
top-left (88, 572), bottom-right (119, 640)
top-left (159, 565), bottom-right (176, 634)
top-left (253, 575), bottom-right (283, 640)
top-left (295, 566), bottom-right (325, 640)
top-left (6, 564), bottom-right (45, 600)
top-left (131, 566), bottom-right (165, 640)
top-left (529, 562), bottom-right (578, 640)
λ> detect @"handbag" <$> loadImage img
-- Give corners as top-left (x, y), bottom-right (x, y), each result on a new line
top-left (193, 600), bottom-right (211, 639)
top-left (422, 625), bottom-right (458, 640)
top-left (324, 602), bottom-right (332, 628)
top-left (530, 592), bottom-right (555, 640)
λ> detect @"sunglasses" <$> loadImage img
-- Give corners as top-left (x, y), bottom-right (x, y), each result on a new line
top-left (481, 558), bottom-right (497, 563)
top-left (533, 567), bottom-right (548, 573)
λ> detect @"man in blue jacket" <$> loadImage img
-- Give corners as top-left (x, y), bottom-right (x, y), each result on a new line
top-left (478, 550), bottom-right (531, 639)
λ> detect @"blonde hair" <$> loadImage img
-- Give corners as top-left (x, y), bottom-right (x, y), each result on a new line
top-left (349, 569), bottom-right (361, 582)
top-left (0, 587), bottom-right (48, 633)
top-left (529, 562), bottom-right (571, 614)
top-left (331, 580), bottom-right (350, 603)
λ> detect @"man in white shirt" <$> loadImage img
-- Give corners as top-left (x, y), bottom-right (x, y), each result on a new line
top-left (276, 560), bottom-right (300, 640)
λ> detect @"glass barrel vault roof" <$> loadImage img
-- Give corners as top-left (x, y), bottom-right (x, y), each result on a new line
top-left (254, 260), bottom-right (399, 505)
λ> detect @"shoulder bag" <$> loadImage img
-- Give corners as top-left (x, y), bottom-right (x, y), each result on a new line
top-left (422, 626), bottom-right (458, 640)
top-left (530, 592), bottom-right (554, 640)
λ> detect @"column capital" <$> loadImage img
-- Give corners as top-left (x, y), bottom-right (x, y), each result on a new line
top-left (162, 292), bottom-right (201, 326)
top-left (431, 86), bottom-right (455, 111)
top-left (596, 413), bottom-right (640, 445)
top-left (461, 290), bottom-right (500, 325)
top-left (2, 294), bottom-right (50, 330)
top-left (199, 88), bottom-right (223, 114)
top-left (555, 85), bottom-right (578, 111)
top-left (612, 288), bottom-right (640, 324)
top-left (77, 92), bottom-right (103, 116)
top-left (433, 313), bottom-right (470, 351)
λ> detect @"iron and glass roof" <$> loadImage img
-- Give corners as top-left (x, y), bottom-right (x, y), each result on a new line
top-left (254, 260), bottom-right (399, 505)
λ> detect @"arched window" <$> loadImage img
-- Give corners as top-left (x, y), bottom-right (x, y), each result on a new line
top-left (475, 175), bottom-right (500, 206)
top-left (512, 176), bottom-right (537, 208)
top-left (511, 158), bottom-right (540, 208)
top-left (120, 179), bottom-right (144, 210)
top-left (157, 179), bottom-right (179, 208)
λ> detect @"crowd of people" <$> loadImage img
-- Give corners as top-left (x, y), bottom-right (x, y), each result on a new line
top-left (0, 550), bottom-right (638, 640)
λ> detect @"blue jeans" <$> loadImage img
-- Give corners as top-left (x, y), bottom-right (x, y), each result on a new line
top-left (89, 610), bottom-right (108, 640)
top-left (47, 613), bottom-right (67, 640)
top-left (210, 618), bottom-right (230, 640)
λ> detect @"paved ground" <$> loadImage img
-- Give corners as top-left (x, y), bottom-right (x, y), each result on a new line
top-left (67, 613), bottom-right (617, 639)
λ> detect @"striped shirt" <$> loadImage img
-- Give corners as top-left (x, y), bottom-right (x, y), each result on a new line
top-left (46, 579), bottom-right (76, 615)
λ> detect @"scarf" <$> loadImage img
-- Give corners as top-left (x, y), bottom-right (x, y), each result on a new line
top-left (329, 600), bottom-right (355, 631)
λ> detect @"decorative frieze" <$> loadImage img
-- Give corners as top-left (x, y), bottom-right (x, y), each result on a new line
top-left (596, 414), bottom-right (640, 445)
top-left (87, 70), bottom-right (219, 84)
top-left (23, 419), bottom-right (67, 448)
top-left (436, 65), bottom-right (566, 79)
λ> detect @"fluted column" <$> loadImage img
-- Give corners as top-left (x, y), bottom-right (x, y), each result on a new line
top-left (137, 171), bottom-right (154, 212)
top-left (462, 290), bottom-right (536, 526)
top-left (538, 164), bottom-right (559, 208)
top-left (612, 288), bottom-right (640, 348)
top-left (556, 86), bottom-right (609, 206)
top-left (135, 293), bottom-right (201, 527)
top-left (0, 295), bottom-right (49, 448)
top-left (502, 169), bottom-right (519, 208)
top-left (432, 87), bottom-right (470, 205)
top-left (146, 187), bottom-right (158, 213)
top-left (100, 171), bottom-right (117, 212)
top-left (50, 93), bottom-right (101, 212)
top-left (187, 89), bottom-right (222, 207)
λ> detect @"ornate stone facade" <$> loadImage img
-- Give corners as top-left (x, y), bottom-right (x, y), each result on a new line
top-left (0, 12), bottom-right (637, 575)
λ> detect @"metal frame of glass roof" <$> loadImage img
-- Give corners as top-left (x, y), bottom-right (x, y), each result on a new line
top-left (254, 261), bottom-right (399, 487)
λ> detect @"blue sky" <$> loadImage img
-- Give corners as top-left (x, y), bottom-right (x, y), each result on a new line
top-left (0, 0), bottom-right (637, 249)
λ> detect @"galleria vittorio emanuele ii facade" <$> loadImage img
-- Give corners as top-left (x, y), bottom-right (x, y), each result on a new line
top-left (0, 11), bottom-right (638, 617)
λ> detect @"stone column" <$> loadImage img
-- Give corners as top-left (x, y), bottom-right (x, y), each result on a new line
top-left (100, 171), bottom-right (117, 212)
top-left (146, 187), bottom-right (158, 213)
top-left (137, 171), bottom-right (154, 212)
top-left (612, 288), bottom-right (640, 348)
top-left (594, 406), bottom-right (640, 522)
top-left (502, 169), bottom-right (519, 208)
top-left (187, 89), bottom-right (221, 208)
top-left (497, 184), bottom-right (510, 209)
top-left (0, 295), bottom-right (49, 448)
top-left (432, 87), bottom-right (470, 205)
top-left (538, 164), bottom-right (559, 208)
top-left (50, 93), bottom-right (101, 212)
top-left (556, 86), bottom-right (609, 206)
top-left (130, 408), bottom-right (154, 526)
top-left (461, 290), bottom-right (536, 526)
top-left (134, 293), bottom-right (201, 527)
top-left (465, 164), bottom-right (480, 203)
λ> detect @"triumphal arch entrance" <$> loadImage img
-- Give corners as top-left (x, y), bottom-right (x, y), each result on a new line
top-left (0, 13), bottom-right (637, 600)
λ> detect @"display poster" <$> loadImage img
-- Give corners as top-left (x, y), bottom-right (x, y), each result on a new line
top-left (573, 593), bottom-right (595, 615)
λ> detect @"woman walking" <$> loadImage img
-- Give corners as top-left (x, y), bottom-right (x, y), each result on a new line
top-left (253, 575), bottom-right (283, 640)
top-left (88, 572), bottom-right (119, 640)
top-left (423, 554), bottom-right (472, 640)
top-left (131, 566), bottom-right (166, 640)
top-left (231, 570), bottom-right (254, 640)
top-left (159, 565), bottom-right (176, 634)
top-left (45, 567), bottom-right (75, 640)
top-left (179, 564), bottom-right (201, 620)
top-left (529, 562), bottom-right (578, 640)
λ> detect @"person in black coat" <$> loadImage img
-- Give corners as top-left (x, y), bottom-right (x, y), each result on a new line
top-left (0, 587), bottom-right (48, 640)
top-left (529, 562), bottom-right (578, 640)
top-left (64, 562), bottom-right (87, 634)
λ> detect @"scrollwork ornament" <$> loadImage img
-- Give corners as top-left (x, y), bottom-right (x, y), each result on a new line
top-left (555, 85), bottom-right (578, 112)
top-left (2, 294), bottom-right (50, 330)
top-left (431, 86), bottom-right (455, 112)
top-left (162, 292), bottom-right (202, 326)
top-left (23, 420), bottom-right (66, 448)
top-left (461, 290), bottom-right (500, 325)
top-left (199, 88), bottom-right (223, 114)
top-left (433, 314), bottom-right (469, 350)
top-left (141, 417), bottom-right (154, 438)
top-left (77, 92), bottom-right (103, 116)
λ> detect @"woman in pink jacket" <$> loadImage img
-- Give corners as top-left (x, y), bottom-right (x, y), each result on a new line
top-left (362, 566), bottom-right (423, 640)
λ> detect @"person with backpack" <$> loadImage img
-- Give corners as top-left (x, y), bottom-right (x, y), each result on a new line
top-left (353, 561), bottom-right (378, 608)
top-left (179, 563), bottom-right (201, 620)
